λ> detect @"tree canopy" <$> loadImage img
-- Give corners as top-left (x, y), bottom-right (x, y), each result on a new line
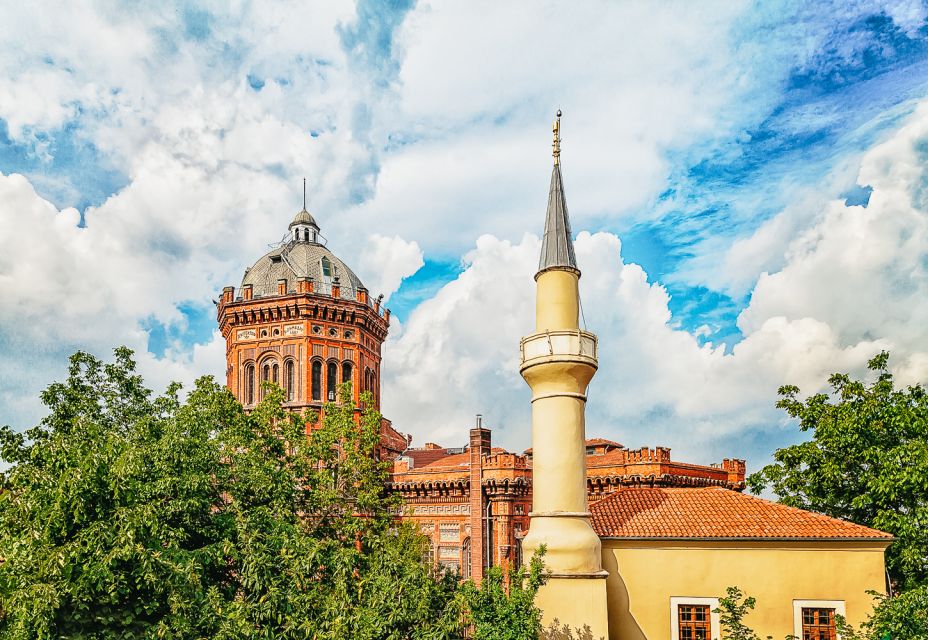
top-left (0, 348), bottom-right (471, 639)
top-left (748, 352), bottom-right (928, 590)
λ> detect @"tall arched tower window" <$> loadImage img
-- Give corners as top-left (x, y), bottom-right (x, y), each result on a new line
top-left (311, 360), bottom-right (322, 401)
top-left (244, 363), bottom-right (255, 405)
top-left (272, 363), bottom-right (279, 385)
top-left (342, 361), bottom-right (353, 388)
top-left (462, 538), bottom-right (471, 579)
top-left (327, 361), bottom-right (338, 401)
top-left (284, 360), bottom-right (295, 401)
top-left (262, 363), bottom-right (270, 384)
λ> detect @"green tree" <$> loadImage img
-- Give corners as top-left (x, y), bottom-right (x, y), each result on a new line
top-left (459, 549), bottom-right (546, 640)
top-left (747, 352), bottom-right (928, 589)
top-left (714, 586), bottom-right (766, 640)
top-left (859, 585), bottom-right (928, 640)
top-left (0, 348), bottom-right (460, 639)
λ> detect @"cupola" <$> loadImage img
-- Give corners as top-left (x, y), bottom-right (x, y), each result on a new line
top-left (289, 207), bottom-right (320, 244)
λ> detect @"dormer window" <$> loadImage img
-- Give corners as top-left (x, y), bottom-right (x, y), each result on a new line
top-left (321, 256), bottom-right (333, 290)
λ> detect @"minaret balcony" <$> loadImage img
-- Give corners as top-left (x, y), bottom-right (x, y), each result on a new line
top-left (519, 329), bottom-right (598, 371)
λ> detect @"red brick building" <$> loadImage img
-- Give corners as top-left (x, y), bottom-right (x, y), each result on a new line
top-left (217, 204), bottom-right (746, 582)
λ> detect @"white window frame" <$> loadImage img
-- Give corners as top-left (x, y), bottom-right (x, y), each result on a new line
top-left (670, 597), bottom-right (720, 640)
top-left (793, 600), bottom-right (846, 639)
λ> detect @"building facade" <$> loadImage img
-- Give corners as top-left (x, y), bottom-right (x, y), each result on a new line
top-left (216, 116), bottom-right (891, 639)
top-left (217, 197), bottom-right (749, 586)
top-left (216, 206), bottom-right (407, 456)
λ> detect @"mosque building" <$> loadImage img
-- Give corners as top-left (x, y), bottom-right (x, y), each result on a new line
top-left (216, 118), bottom-right (891, 640)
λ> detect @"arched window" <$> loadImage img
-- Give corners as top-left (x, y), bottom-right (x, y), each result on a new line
top-left (424, 539), bottom-right (435, 568)
top-left (342, 362), bottom-right (352, 388)
top-left (311, 360), bottom-right (322, 401)
top-left (364, 367), bottom-right (372, 392)
top-left (272, 363), bottom-right (279, 384)
top-left (244, 363), bottom-right (255, 405)
top-left (327, 361), bottom-right (338, 401)
top-left (462, 538), bottom-right (471, 579)
top-left (284, 360), bottom-right (295, 401)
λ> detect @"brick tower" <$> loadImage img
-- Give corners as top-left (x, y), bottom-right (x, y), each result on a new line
top-left (216, 199), bottom-right (405, 453)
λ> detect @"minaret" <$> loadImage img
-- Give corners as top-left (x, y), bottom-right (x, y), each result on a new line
top-left (519, 112), bottom-right (609, 638)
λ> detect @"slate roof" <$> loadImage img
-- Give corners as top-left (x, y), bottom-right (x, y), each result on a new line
top-left (289, 207), bottom-right (319, 229)
top-left (241, 242), bottom-right (366, 300)
top-left (537, 163), bottom-right (578, 276)
top-left (589, 487), bottom-right (892, 540)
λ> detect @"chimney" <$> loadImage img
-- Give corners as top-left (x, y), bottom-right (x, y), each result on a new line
top-left (384, 308), bottom-right (391, 324)
top-left (469, 413), bottom-right (492, 584)
top-left (222, 286), bottom-right (234, 304)
top-left (374, 294), bottom-right (382, 314)
top-left (243, 284), bottom-right (253, 301)
top-left (297, 277), bottom-right (311, 294)
top-left (332, 276), bottom-right (341, 299)
top-left (277, 278), bottom-right (287, 296)
top-left (358, 287), bottom-right (368, 304)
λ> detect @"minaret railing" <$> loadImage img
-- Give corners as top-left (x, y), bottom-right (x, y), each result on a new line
top-left (519, 329), bottom-right (598, 367)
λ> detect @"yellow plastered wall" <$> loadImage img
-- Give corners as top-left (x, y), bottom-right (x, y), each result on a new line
top-left (601, 539), bottom-right (889, 640)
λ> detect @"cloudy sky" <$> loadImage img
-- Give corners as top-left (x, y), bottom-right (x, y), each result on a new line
top-left (2, 1), bottom-right (928, 474)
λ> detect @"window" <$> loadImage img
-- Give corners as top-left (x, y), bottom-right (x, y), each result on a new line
top-left (670, 598), bottom-right (719, 640)
top-left (321, 256), bottom-right (332, 290)
top-left (801, 609), bottom-right (836, 640)
top-left (462, 538), bottom-right (471, 579)
top-left (244, 363), bottom-right (255, 405)
top-left (327, 361), bottom-right (338, 401)
top-left (342, 362), bottom-right (352, 387)
top-left (793, 601), bottom-right (844, 640)
top-left (311, 360), bottom-right (322, 401)
top-left (272, 363), bottom-right (279, 384)
top-left (678, 605), bottom-right (710, 640)
top-left (284, 360), bottom-right (295, 401)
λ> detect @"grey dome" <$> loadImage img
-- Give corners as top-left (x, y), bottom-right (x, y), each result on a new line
top-left (289, 208), bottom-right (318, 229)
top-left (241, 241), bottom-right (365, 299)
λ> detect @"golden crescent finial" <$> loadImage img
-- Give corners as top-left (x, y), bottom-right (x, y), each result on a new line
top-left (552, 110), bottom-right (562, 165)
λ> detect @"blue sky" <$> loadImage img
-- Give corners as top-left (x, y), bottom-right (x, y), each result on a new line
top-left (2, 1), bottom-right (928, 470)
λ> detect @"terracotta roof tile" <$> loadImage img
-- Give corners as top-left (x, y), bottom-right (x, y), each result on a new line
top-left (586, 438), bottom-right (623, 448)
top-left (589, 487), bottom-right (892, 540)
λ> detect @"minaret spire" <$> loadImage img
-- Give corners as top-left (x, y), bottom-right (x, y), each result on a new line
top-left (519, 111), bottom-right (609, 639)
top-left (538, 111), bottom-right (578, 278)
top-left (302, 177), bottom-right (307, 211)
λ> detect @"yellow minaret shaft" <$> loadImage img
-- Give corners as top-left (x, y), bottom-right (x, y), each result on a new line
top-left (519, 113), bottom-right (609, 639)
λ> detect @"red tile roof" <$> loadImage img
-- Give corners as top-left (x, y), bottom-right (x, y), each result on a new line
top-left (586, 438), bottom-right (623, 448)
top-left (589, 487), bottom-right (892, 540)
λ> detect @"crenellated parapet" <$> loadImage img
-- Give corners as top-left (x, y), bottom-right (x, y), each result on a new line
top-left (218, 205), bottom-right (393, 428)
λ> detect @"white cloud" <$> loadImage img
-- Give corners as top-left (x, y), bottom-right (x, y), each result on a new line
top-left (384, 103), bottom-right (928, 470)
top-left (1, 0), bottom-right (927, 482)
top-left (355, 234), bottom-right (424, 302)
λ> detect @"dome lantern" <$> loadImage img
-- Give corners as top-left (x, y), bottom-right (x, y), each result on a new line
top-left (290, 178), bottom-right (321, 244)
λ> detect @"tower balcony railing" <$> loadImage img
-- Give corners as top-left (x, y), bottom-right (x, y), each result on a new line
top-left (519, 329), bottom-right (598, 368)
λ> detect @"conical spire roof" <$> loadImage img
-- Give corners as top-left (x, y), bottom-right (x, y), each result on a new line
top-left (537, 127), bottom-right (578, 276)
